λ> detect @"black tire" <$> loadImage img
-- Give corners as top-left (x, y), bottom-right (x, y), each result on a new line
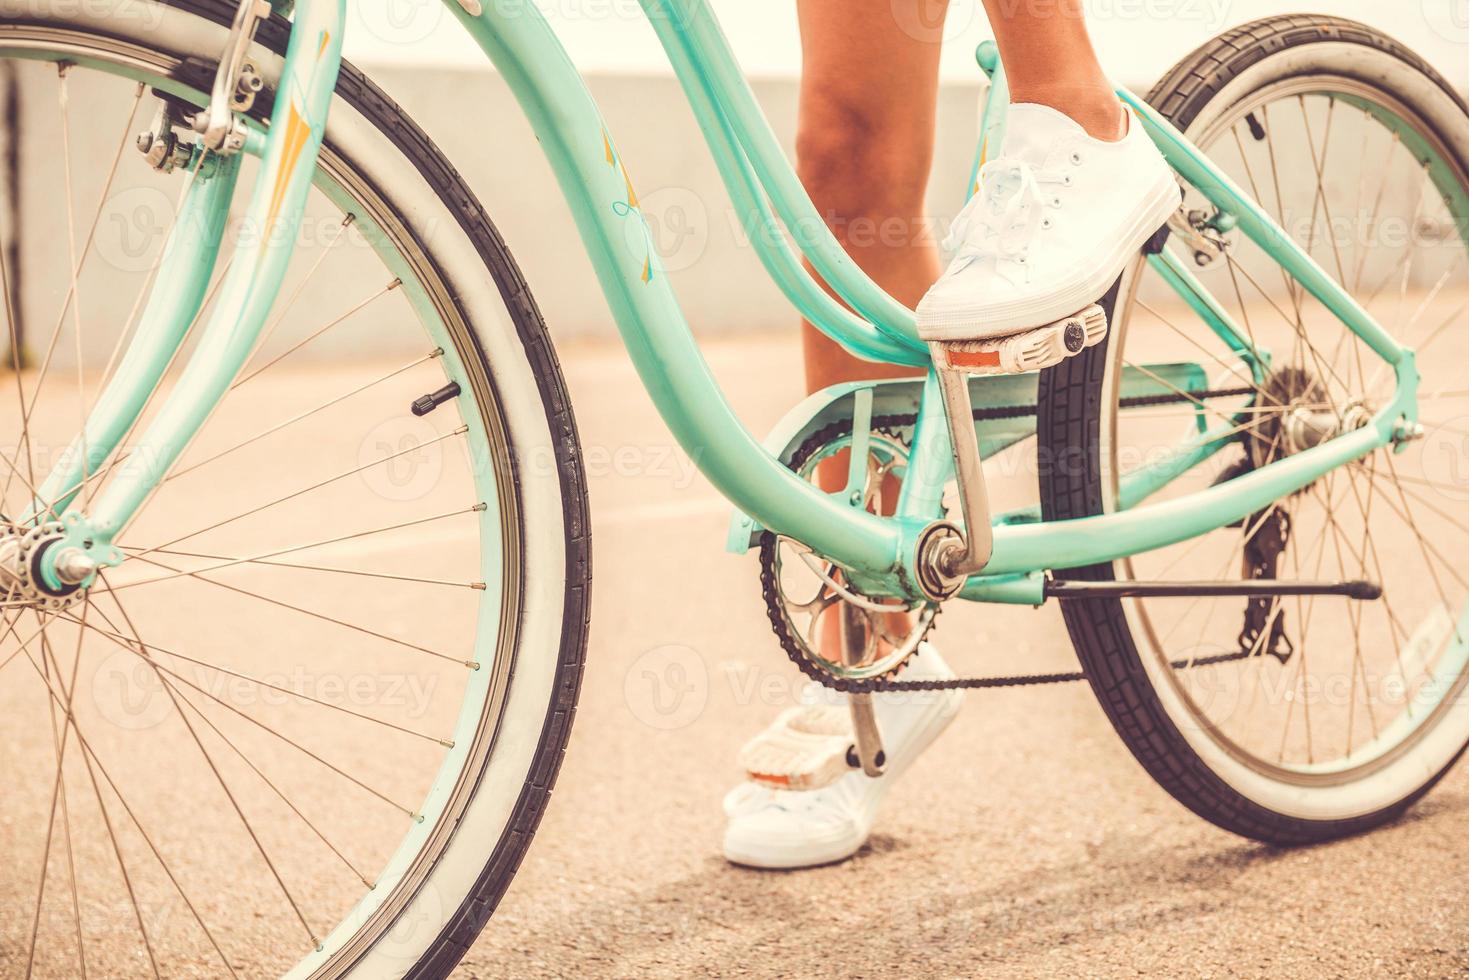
top-left (65, 1), bottom-right (592, 973)
top-left (1037, 15), bottom-right (1469, 845)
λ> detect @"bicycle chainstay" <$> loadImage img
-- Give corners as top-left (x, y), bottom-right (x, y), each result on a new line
top-left (758, 383), bottom-right (1256, 694)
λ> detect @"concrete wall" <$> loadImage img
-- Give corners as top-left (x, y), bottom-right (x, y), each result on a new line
top-left (2, 56), bottom-right (1462, 367)
top-left (378, 68), bottom-right (986, 339)
top-left (2, 63), bottom-right (984, 364)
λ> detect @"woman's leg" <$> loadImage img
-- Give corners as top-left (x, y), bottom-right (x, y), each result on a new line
top-left (794, 0), bottom-right (946, 404)
top-left (794, 0), bottom-right (947, 654)
top-left (721, 0), bottom-right (965, 874)
top-left (980, 0), bottom-right (1124, 140)
top-left (913, 0), bottom-right (1178, 342)
top-left (795, 0), bottom-right (1126, 397)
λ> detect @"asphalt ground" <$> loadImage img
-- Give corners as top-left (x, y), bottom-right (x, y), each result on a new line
top-left (455, 332), bottom-right (1469, 979)
top-left (2, 328), bottom-right (1466, 979)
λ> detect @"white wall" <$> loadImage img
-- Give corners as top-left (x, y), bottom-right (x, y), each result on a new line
top-left (342, 0), bottom-right (1469, 90)
top-left (5, 2), bottom-right (1467, 363)
top-left (288, 0), bottom-right (1469, 344)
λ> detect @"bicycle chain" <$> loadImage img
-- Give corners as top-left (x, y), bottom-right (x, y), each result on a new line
top-left (757, 384), bottom-right (1257, 694)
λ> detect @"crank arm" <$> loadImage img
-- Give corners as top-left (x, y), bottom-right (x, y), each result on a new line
top-left (917, 308), bottom-right (1109, 600)
top-left (843, 603), bottom-right (886, 777)
top-left (932, 353), bottom-right (995, 578)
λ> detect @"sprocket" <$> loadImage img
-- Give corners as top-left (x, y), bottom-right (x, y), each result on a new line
top-left (756, 416), bottom-right (937, 691)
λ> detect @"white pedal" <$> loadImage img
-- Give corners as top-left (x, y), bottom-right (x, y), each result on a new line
top-left (738, 704), bottom-right (856, 791)
top-left (936, 304), bottom-right (1107, 375)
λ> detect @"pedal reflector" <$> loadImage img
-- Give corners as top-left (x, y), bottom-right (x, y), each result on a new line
top-left (940, 304), bottom-right (1107, 375)
top-left (738, 704), bottom-right (855, 791)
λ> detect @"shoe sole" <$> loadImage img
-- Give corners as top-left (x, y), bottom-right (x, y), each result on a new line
top-left (916, 176), bottom-right (1182, 341)
top-left (722, 685), bottom-right (964, 870)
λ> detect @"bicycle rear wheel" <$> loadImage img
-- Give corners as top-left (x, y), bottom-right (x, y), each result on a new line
top-left (1040, 16), bottom-right (1469, 843)
top-left (0, 2), bottom-right (587, 975)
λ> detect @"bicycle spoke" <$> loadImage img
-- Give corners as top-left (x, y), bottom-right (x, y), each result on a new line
top-left (1342, 455), bottom-right (1383, 741)
top-left (163, 349), bottom-right (441, 484)
top-left (231, 277), bottom-right (400, 391)
top-left (1134, 298), bottom-right (1273, 397)
top-left (122, 549), bottom-right (474, 666)
top-left (12, 79), bottom-right (153, 505)
top-left (74, 609), bottom-right (419, 818)
top-left (1297, 95), bottom-right (1349, 287)
top-left (22, 647), bottom-right (163, 979)
top-left (1120, 359), bottom-right (1261, 431)
top-left (1403, 294), bottom-right (1469, 361)
top-left (138, 424), bottom-right (469, 556)
top-left (71, 614), bottom-right (454, 747)
top-left (89, 582), bottom-right (324, 948)
top-left (57, 65), bottom-right (93, 502)
top-left (109, 504), bottom-right (488, 592)
top-left (23, 613), bottom-right (87, 980)
top-left (1351, 126), bottom-right (1399, 295)
top-left (0, 180), bottom-right (33, 505)
top-left (1261, 100), bottom-right (1311, 329)
top-left (155, 667), bottom-right (377, 888)
top-left (246, 213), bottom-right (358, 358)
top-left (1223, 251), bottom-right (1352, 406)
top-left (23, 640), bottom-right (239, 977)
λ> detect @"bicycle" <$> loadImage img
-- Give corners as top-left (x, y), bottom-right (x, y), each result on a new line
top-left (1, 0), bottom-right (1467, 974)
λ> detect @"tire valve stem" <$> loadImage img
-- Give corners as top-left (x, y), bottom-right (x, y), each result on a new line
top-left (410, 381), bottom-right (461, 417)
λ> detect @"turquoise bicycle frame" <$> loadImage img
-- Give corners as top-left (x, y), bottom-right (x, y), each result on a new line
top-left (34, 0), bottom-right (1422, 604)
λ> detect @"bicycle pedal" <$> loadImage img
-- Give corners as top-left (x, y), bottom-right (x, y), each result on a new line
top-left (738, 704), bottom-right (858, 791)
top-left (936, 304), bottom-right (1107, 375)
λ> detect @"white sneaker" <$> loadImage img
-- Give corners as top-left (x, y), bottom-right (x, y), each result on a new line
top-left (721, 643), bottom-right (963, 870)
top-left (915, 103), bottom-right (1181, 342)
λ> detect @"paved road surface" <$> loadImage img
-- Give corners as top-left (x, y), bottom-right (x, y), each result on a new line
top-left (3, 331), bottom-right (1465, 979)
top-left (455, 333), bottom-right (1469, 979)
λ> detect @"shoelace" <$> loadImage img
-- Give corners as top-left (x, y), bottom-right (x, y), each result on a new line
top-left (943, 157), bottom-right (1070, 273)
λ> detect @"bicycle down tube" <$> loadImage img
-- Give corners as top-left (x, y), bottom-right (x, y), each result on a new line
top-left (33, 0), bottom-right (1421, 603)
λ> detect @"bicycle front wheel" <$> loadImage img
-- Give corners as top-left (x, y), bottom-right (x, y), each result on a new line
top-left (0, 2), bottom-right (587, 976)
top-left (1040, 16), bottom-right (1469, 844)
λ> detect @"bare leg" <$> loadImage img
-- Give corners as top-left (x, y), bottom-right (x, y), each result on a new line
top-left (795, 0), bottom-right (946, 655)
top-left (794, 0), bottom-right (944, 454)
top-left (795, 0), bottom-right (1123, 417)
top-left (981, 0), bottom-right (1125, 140)
top-left (721, 0), bottom-right (970, 872)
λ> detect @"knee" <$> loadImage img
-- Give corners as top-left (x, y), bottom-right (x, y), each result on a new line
top-left (795, 100), bottom-right (933, 244)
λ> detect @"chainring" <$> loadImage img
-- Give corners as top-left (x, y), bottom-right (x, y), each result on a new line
top-left (756, 383), bottom-right (1261, 694)
top-left (757, 416), bottom-right (937, 691)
